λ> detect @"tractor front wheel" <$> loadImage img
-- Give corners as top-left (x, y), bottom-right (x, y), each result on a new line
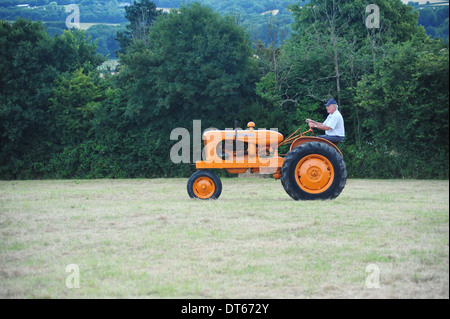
top-left (187, 170), bottom-right (222, 200)
top-left (281, 142), bottom-right (347, 200)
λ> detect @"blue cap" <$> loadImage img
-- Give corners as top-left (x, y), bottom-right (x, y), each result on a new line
top-left (325, 99), bottom-right (337, 106)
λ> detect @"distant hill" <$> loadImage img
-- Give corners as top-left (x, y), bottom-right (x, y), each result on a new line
top-left (0, 0), bottom-right (310, 22)
top-left (1, 0), bottom-right (447, 58)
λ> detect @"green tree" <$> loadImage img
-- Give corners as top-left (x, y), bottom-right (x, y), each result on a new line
top-left (115, 0), bottom-right (162, 54)
top-left (0, 19), bottom-right (104, 178)
top-left (256, 0), bottom-right (426, 145)
top-left (86, 24), bottom-right (125, 58)
top-left (284, 0), bottom-right (424, 103)
top-left (120, 2), bottom-right (257, 127)
top-left (49, 68), bottom-right (106, 147)
top-left (354, 39), bottom-right (449, 178)
top-left (116, 2), bottom-right (259, 177)
top-left (48, 72), bottom-right (124, 179)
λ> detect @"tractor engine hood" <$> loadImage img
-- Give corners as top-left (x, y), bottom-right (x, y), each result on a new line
top-left (203, 129), bottom-right (283, 146)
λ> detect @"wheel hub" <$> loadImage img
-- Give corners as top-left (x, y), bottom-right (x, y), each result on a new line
top-left (193, 177), bottom-right (215, 199)
top-left (295, 155), bottom-right (334, 193)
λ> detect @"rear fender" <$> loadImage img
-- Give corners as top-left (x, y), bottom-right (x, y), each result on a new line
top-left (289, 137), bottom-right (343, 157)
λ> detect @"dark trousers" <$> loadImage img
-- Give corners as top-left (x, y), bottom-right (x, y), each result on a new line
top-left (317, 135), bottom-right (345, 145)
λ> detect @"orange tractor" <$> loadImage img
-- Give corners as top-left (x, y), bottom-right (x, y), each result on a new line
top-left (187, 122), bottom-right (347, 200)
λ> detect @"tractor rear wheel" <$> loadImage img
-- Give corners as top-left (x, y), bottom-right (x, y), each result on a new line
top-left (281, 142), bottom-right (347, 200)
top-left (187, 170), bottom-right (222, 200)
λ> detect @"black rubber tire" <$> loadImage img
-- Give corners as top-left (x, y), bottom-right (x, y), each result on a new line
top-left (187, 170), bottom-right (222, 200)
top-left (281, 142), bottom-right (347, 200)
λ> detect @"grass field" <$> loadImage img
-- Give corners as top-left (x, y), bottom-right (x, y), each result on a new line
top-left (0, 178), bottom-right (448, 299)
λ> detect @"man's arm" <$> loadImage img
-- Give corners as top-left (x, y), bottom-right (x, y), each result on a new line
top-left (306, 119), bottom-right (331, 131)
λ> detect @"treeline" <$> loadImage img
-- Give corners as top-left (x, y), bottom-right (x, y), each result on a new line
top-left (414, 4), bottom-right (449, 41)
top-left (154, 0), bottom-right (302, 45)
top-left (153, 0), bottom-right (309, 13)
top-left (0, 0), bottom-right (127, 23)
top-left (0, 0), bottom-right (301, 47)
top-left (1, 0), bottom-right (448, 56)
top-left (0, 0), bottom-right (448, 180)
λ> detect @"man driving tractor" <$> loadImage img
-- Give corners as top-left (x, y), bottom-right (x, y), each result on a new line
top-left (306, 99), bottom-right (345, 145)
top-left (187, 98), bottom-right (348, 200)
